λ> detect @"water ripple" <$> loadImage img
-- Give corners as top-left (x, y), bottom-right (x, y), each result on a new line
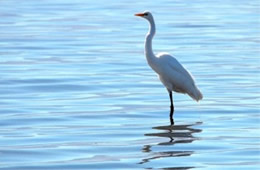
top-left (0, 0), bottom-right (259, 169)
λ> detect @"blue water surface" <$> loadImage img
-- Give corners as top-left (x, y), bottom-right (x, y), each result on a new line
top-left (0, 0), bottom-right (260, 169)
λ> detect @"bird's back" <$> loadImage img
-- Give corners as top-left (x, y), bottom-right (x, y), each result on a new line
top-left (156, 53), bottom-right (203, 101)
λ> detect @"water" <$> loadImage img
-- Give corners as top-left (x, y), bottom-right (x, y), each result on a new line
top-left (0, 0), bottom-right (260, 169)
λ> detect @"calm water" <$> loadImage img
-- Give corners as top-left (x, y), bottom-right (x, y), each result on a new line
top-left (1, 0), bottom-right (260, 169)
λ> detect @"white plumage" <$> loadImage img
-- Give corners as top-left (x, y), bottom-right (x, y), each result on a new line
top-left (156, 52), bottom-right (203, 101)
top-left (135, 11), bottom-right (203, 125)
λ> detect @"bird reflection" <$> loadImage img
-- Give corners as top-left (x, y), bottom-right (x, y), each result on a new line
top-left (139, 122), bottom-right (202, 167)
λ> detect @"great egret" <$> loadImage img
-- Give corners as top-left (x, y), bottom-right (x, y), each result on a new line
top-left (135, 11), bottom-right (203, 125)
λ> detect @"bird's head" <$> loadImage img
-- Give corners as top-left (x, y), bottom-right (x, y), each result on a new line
top-left (135, 11), bottom-right (153, 22)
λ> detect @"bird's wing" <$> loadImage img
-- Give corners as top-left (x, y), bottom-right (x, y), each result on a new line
top-left (157, 52), bottom-right (194, 82)
top-left (156, 53), bottom-right (202, 100)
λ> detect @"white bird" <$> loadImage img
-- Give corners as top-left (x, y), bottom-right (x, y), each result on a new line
top-left (135, 11), bottom-right (203, 125)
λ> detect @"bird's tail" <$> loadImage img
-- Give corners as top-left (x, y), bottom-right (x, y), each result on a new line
top-left (189, 86), bottom-right (203, 102)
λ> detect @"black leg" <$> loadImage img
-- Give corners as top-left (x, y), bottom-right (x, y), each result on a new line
top-left (168, 90), bottom-right (174, 125)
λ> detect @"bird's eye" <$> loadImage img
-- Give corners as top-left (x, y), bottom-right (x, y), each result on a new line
top-left (144, 13), bottom-right (148, 16)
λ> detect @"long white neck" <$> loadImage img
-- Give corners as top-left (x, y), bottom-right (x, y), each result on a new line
top-left (145, 17), bottom-right (156, 64)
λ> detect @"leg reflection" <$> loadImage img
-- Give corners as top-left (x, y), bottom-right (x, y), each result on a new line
top-left (139, 122), bottom-right (202, 165)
